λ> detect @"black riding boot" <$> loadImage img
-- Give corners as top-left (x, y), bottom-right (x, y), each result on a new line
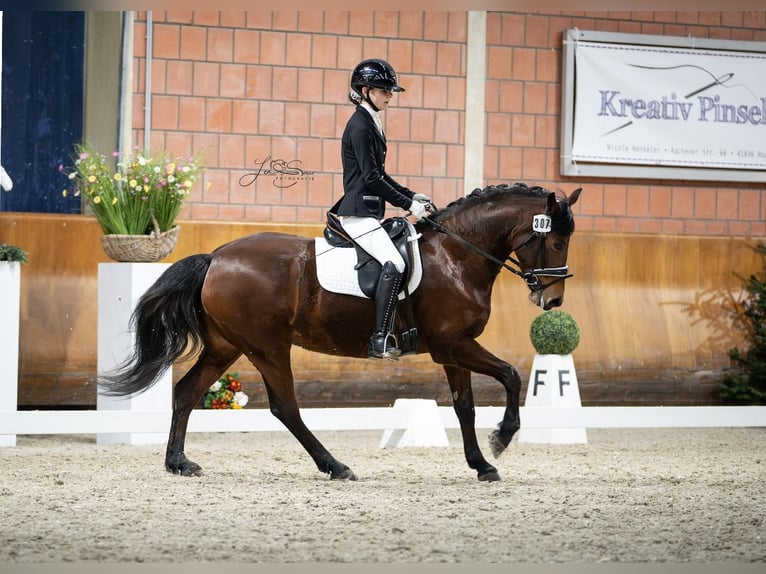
top-left (368, 261), bottom-right (402, 360)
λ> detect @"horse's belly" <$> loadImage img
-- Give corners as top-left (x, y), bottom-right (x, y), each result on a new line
top-left (290, 290), bottom-right (374, 359)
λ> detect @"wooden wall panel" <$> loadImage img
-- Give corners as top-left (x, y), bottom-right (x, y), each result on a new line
top-left (1, 213), bottom-right (759, 407)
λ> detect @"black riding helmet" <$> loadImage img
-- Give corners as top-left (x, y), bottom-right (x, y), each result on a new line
top-left (349, 59), bottom-right (404, 109)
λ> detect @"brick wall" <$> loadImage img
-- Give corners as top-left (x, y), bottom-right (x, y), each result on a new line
top-left (132, 10), bottom-right (766, 236)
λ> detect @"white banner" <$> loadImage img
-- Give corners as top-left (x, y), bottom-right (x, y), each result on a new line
top-left (572, 40), bottom-right (766, 170)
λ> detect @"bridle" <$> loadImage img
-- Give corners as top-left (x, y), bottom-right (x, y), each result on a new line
top-left (507, 231), bottom-right (572, 292)
top-left (419, 207), bottom-right (573, 293)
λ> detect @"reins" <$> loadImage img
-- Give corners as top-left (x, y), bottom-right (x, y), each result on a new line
top-left (314, 200), bottom-right (573, 293)
top-left (419, 207), bottom-right (572, 292)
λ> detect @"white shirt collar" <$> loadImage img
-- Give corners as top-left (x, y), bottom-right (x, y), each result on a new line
top-left (360, 101), bottom-right (384, 136)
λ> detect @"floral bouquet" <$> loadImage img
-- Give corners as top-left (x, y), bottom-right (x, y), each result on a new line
top-left (62, 143), bottom-right (205, 235)
top-left (202, 372), bottom-right (249, 409)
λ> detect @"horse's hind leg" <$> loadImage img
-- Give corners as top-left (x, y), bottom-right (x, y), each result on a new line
top-left (254, 347), bottom-right (356, 480)
top-left (166, 349), bottom-right (241, 476)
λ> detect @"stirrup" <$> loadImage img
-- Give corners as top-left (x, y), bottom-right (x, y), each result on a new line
top-left (368, 332), bottom-right (401, 361)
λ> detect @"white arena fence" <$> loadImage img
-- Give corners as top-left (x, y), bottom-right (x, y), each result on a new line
top-left (4, 264), bottom-right (764, 447)
top-left (2, 405), bottom-right (765, 438)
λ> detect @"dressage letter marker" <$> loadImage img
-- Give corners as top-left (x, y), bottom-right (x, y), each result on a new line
top-left (517, 354), bottom-right (587, 444)
top-left (380, 398), bottom-right (450, 448)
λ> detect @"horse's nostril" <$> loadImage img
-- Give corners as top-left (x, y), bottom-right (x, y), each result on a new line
top-left (544, 297), bottom-right (562, 310)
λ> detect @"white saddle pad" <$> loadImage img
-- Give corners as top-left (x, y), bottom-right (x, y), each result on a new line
top-left (314, 221), bottom-right (423, 299)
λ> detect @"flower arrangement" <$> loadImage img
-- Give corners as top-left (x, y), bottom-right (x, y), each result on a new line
top-left (529, 310), bottom-right (581, 355)
top-left (202, 372), bottom-right (249, 409)
top-left (62, 143), bottom-right (205, 236)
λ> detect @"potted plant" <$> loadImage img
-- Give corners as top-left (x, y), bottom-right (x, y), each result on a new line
top-left (0, 243), bottom-right (28, 265)
top-left (0, 243), bottom-right (27, 445)
top-left (62, 143), bottom-right (205, 262)
top-left (529, 309), bottom-right (581, 356)
top-left (518, 309), bottom-right (586, 444)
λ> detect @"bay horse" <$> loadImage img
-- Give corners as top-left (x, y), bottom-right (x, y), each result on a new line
top-left (100, 182), bottom-right (581, 482)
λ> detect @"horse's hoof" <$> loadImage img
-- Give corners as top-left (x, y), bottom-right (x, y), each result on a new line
top-left (478, 469), bottom-right (502, 482)
top-left (488, 430), bottom-right (509, 458)
top-left (166, 458), bottom-right (202, 477)
top-left (330, 467), bottom-right (358, 481)
top-left (179, 463), bottom-right (202, 477)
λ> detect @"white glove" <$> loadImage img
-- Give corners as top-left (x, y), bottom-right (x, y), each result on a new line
top-left (408, 199), bottom-right (429, 221)
top-left (413, 193), bottom-right (431, 203)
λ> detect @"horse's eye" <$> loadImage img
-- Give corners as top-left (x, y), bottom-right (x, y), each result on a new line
top-left (551, 239), bottom-right (565, 251)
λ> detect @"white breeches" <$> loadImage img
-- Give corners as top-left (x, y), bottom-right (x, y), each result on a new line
top-left (338, 216), bottom-right (405, 273)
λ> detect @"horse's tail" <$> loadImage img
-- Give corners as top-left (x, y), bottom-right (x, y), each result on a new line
top-left (98, 253), bottom-right (213, 397)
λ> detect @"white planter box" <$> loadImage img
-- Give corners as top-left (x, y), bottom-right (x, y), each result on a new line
top-left (0, 261), bottom-right (21, 447)
top-left (97, 262), bottom-right (172, 445)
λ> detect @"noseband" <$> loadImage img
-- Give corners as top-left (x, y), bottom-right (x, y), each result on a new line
top-left (421, 214), bottom-right (572, 293)
top-left (505, 233), bottom-right (572, 292)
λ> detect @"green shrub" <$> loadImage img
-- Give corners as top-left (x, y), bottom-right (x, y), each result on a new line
top-left (721, 243), bottom-right (766, 404)
top-left (0, 244), bottom-right (28, 264)
top-left (529, 310), bottom-right (580, 355)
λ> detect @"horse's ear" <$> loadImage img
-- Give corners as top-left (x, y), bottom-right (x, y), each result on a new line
top-left (568, 187), bottom-right (582, 207)
top-left (546, 192), bottom-right (558, 213)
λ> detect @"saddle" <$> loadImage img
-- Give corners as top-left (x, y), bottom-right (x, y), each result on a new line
top-left (324, 211), bottom-right (414, 299)
top-left (323, 211), bottom-right (420, 356)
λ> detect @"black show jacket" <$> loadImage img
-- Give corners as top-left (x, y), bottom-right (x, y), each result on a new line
top-left (335, 106), bottom-right (414, 219)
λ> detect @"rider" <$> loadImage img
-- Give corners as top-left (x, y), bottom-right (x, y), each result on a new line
top-left (333, 58), bottom-right (431, 360)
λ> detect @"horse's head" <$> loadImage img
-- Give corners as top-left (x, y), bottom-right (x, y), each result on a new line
top-left (510, 187), bottom-right (581, 310)
top-left (420, 183), bottom-right (581, 311)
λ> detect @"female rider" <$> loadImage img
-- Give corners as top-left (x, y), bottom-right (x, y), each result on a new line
top-left (332, 59), bottom-right (431, 360)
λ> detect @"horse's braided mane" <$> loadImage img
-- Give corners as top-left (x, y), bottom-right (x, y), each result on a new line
top-left (418, 182), bottom-right (574, 234)
top-left (425, 182), bottom-right (544, 222)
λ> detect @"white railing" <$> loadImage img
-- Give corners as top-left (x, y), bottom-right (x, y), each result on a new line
top-left (2, 405), bottom-right (764, 436)
top-left (3, 263), bottom-right (763, 447)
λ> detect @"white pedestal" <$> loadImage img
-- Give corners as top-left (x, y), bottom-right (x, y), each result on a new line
top-left (0, 262), bottom-right (21, 447)
top-left (517, 354), bottom-right (587, 444)
top-left (380, 398), bottom-right (450, 448)
top-left (97, 263), bottom-right (172, 445)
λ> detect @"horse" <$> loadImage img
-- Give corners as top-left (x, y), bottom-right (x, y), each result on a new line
top-left (100, 182), bottom-right (582, 482)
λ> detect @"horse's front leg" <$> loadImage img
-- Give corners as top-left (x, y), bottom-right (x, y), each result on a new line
top-left (443, 365), bottom-right (500, 482)
top-left (445, 339), bottom-right (522, 459)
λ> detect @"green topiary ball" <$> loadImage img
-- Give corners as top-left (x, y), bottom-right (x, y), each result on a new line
top-left (529, 310), bottom-right (580, 355)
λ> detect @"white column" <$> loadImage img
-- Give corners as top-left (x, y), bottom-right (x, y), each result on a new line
top-left (1, 11), bottom-right (4, 171)
top-left (0, 261), bottom-right (21, 447)
top-left (517, 354), bottom-right (588, 444)
top-left (119, 12), bottom-right (134, 157)
top-left (97, 262), bottom-right (172, 445)
top-left (463, 10), bottom-right (486, 196)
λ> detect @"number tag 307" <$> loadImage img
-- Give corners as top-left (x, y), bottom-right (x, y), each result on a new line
top-left (532, 214), bottom-right (552, 234)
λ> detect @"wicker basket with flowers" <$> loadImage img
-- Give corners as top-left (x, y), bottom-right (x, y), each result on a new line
top-left (62, 143), bottom-right (205, 262)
